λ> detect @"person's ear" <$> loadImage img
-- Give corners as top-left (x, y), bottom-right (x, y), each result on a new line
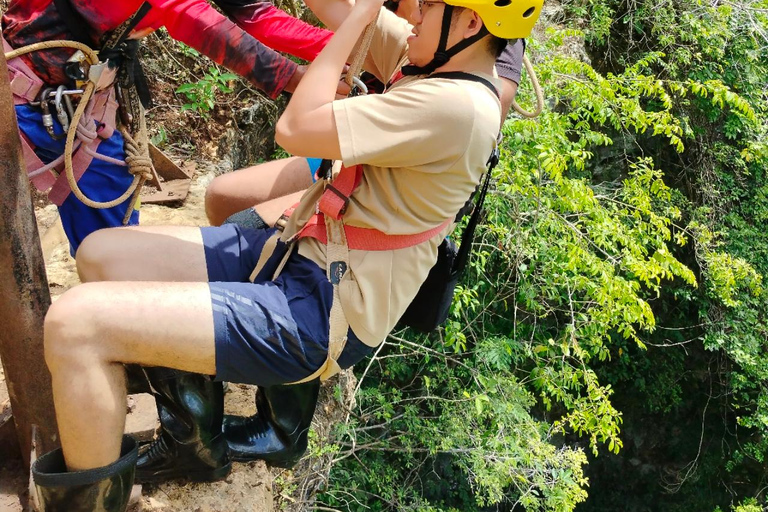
top-left (463, 10), bottom-right (484, 38)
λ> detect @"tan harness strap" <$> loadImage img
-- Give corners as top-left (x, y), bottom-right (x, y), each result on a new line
top-left (289, 214), bottom-right (350, 384)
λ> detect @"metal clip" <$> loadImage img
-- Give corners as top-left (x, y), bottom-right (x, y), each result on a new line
top-left (341, 75), bottom-right (369, 97)
top-left (38, 88), bottom-right (59, 139)
top-left (54, 86), bottom-right (70, 133)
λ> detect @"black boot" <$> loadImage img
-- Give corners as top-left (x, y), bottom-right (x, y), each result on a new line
top-left (135, 368), bottom-right (231, 483)
top-left (32, 435), bottom-right (138, 512)
top-left (222, 379), bottom-right (320, 468)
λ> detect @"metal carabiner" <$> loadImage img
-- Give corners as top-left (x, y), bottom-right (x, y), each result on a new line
top-left (54, 85), bottom-right (70, 133)
top-left (38, 87), bottom-right (58, 139)
top-left (348, 75), bottom-right (369, 97)
top-left (341, 74), bottom-right (369, 98)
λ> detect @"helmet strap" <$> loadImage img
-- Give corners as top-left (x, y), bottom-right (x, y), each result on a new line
top-left (402, 4), bottom-right (490, 76)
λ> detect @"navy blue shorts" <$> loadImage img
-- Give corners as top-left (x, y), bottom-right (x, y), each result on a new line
top-left (202, 224), bottom-right (373, 386)
top-left (16, 105), bottom-right (139, 255)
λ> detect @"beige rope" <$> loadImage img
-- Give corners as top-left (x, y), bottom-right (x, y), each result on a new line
top-left (5, 41), bottom-right (152, 218)
top-left (344, 11), bottom-right (380, 90)
top-left (5, 40), bottom-right (99, 65)
top-left (510, 54), bottom-right (544, 118)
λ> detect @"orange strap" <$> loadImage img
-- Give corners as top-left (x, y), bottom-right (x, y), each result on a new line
top-left (317, 164), bottom-right (363, 220)
top-left (284, 163), bottom-right (449, 250)
top-left (296, 212), bottom-right (450, 250)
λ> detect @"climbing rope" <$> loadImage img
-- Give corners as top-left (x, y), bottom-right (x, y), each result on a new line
top-left (344, 10), bottom-right (380, 92)
top-left (510, 54), bottom-right (544, 118)
top-left (5, 41), bottom-right (153, 219)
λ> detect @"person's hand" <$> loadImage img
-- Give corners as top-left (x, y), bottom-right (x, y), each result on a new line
top-left (336, 78), bottom-right (352, 98)
top-left (283, 64), bottom-right (306, 94)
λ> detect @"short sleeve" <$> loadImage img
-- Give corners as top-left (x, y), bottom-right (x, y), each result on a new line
top-left (332, 79), bottom-right (476, 171)
top-left (495, 38), bottom-right (526, 85)
top-left (357, 9), bottom-right (411, 84)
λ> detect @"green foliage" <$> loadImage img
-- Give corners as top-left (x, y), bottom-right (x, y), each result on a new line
top-left (310, 0), bottom-right (768, 508)
top-left (175, 65), bottom-right (238, 117)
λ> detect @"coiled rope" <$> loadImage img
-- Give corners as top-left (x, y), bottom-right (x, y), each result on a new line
top-left (5, 40), bottom-right (153, 222)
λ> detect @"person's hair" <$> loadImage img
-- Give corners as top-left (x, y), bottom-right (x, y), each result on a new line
top-left (450, 7), bottom-right (508, 58)
top-left (489, 35), bottom-right (506, 57)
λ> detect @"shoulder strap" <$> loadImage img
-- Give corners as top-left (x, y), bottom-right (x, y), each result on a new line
top-left (451, 141), bottom-right (499, 277)
top-left (427, 71), bottom-right (500, 99)
top-left (101, 2), bottom-right (153, 52)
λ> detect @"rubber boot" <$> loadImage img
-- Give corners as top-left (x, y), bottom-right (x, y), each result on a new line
top-left (134, 368), bottom-right (231, 483)
top-left (32, 435), bottom-right (138, 512)
top-left (222, 379), bottom-right (320, 468)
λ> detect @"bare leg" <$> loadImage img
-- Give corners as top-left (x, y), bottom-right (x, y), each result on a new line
top-left (76, 225), bottom-right (209, 283)
top-left (50, 225), bottom-right (217, 470)
top-left (205, 157), bottom-right (313, 226)
top-left (249, 190), bottom-right (307, 226)
top-left (44, 280), bottom-right (216, 471)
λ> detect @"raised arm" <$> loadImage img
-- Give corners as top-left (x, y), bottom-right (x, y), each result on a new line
top-left (276, 0), bottom-right (386, 157)
top-left (149, 0), bottom-right (300, 97)
top-left (211, 0), bottom-right (333, 62)
top-left (304, 0), bottom-right (356, 31)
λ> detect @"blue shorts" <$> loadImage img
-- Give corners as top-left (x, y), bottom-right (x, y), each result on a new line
top-left (16, 105), bottom-right (139, 255)
top-left (202, 224), bottom-right (373, 386)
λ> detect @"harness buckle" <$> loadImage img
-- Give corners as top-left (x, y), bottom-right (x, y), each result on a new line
top-left (324, 183), bottom-right (350, 216)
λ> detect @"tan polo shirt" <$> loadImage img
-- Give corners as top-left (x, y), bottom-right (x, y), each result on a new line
top-left (282, 11), bottom-right (501, 347)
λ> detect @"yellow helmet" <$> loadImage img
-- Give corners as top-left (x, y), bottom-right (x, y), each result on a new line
top-left (445, 0), bottom-right (543, 39)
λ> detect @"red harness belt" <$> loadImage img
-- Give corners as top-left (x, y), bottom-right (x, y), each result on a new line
top-left (290, 163), bottom-right (450, 250)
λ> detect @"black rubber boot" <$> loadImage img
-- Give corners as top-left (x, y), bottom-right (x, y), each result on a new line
top-left (135, 368), bottom-right (231, 483)
top-left (222, 379), bottom-right (320, 468)
top-left (32, 435), bottom-right (138, 512)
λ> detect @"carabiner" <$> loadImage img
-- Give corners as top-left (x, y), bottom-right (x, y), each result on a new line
top-left (54, 85), bottom-right (70, 133)
top-left (38, 87), bottom-right (58, 139)
top-left (343, 75), bottom-right (368, 98)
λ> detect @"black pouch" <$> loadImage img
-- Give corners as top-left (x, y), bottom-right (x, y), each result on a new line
top-left (397, 238), bottom-right (459, 333)
top-left (396, 135), bottom-right (498, 333)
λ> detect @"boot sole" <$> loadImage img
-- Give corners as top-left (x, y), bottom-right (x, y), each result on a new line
top-left (135, 462), bottom-right (232, 484)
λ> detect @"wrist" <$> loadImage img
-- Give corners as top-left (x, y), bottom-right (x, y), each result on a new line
top-left (283, 63), bottom-right (303, 94)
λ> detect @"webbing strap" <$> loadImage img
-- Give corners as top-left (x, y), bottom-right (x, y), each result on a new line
top-left (296, 213), bottom-right (450, 250)
top-left (317, 164), bottom-right (362, 220)
top-left (248, 231), bottom-right (282, 283)
top-left (2, 34), bottom-right (44, 104)
top-left (288, 215), bottom-right (350, 384)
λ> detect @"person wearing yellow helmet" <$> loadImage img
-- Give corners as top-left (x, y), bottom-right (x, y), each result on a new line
top-left (397, 0), bottom-right (541, 76)
top-left (33, 0), bottom-right (543, 509)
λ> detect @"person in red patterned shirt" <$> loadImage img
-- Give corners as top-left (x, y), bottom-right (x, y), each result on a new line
top-left (2, 0), bottom-right (335, 254)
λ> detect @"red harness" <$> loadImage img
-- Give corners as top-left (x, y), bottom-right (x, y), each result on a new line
top-left (290, 163), bottom-right (450, 251)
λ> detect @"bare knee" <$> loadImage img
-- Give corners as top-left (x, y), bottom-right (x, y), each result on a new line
top-left (205, 178), bottom-right (231, 226)
top-left (75, 230), bottom-right (115, 282)
top-left (44, 287), bottom-right (99, 373)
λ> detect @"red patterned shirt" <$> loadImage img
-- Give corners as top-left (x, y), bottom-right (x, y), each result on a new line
top-left (2, 0), bottom-right (313, 98)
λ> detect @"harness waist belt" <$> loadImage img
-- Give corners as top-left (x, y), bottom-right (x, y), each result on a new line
top-left (296, 213), bottom-right (450, 250)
